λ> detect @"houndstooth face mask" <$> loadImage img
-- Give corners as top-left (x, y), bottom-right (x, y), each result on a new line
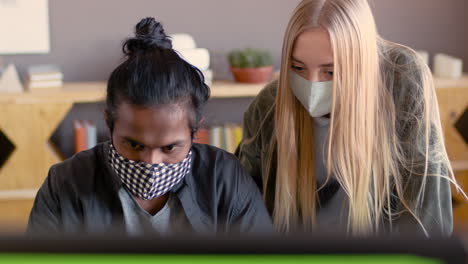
top-left (109, 143), bottom-right (192, 200)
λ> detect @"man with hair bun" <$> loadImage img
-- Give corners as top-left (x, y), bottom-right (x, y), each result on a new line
top-left (27, 17), bottom-right (273, 236)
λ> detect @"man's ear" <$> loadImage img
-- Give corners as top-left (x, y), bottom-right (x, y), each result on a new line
top-left (191, 117), bottom-right (205, 139)
top-left (197, 117), bottom-right (206, 129)
top-left (103, 110), bottom-right (110, 128)
top-left (103, 109), bottom-right (113, 134)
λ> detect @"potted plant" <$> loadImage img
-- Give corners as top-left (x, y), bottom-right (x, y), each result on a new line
top-left (228, 48), bottom-right (273, 83)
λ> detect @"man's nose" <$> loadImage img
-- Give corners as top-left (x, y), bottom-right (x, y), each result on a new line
top-left (141, 149), bottom-right (163, 164)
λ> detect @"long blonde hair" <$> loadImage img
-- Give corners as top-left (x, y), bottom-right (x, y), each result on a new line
top-left (270, 0), bottom-right (461, 235)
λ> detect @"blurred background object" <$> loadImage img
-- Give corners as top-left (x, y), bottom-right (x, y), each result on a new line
top-left (0, 64), bottom-right (23, 93)
top-left (0, 0), bottom-right (51, 93)
top-left (0, 0), bottom-right (50, 54)
top-left (228, 48), bottom-right (273, 83)
top-left (434, 53), bottom-right (464, 78)
top-left (171, 33), bottom-right (213, 86)
top-left (416, 50), bottom-right (429, 66)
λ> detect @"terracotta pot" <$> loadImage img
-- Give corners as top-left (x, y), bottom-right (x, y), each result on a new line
top-left (230, 66), bottom-right (273, 83)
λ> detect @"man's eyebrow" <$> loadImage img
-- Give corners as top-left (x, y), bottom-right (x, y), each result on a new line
top-left (122, 137), bottom-right (187, 148)
top-left (123, 137), bottom-right (145, 146)
top-left (162, 140), bottom-right (185, 147)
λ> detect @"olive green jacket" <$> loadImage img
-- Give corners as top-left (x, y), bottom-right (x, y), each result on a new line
top-left (235, 46), bottom-right (453, 236)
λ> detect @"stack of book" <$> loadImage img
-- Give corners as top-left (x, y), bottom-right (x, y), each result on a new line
top-left (26, 64), bottom-right (63, 91)
top-left (170, 34), bottom-right (213, 86)
top-left (74, 120), bottom-right (97, 153)
top-left (194, 124), bottom-right (243, 153)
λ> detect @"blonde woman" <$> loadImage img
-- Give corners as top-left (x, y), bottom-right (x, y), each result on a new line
top-left (236, 0), bottom-right (462, 236)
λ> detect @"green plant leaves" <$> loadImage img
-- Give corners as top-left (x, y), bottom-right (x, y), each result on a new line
top-left (228, 48), bottom-right (273, 68)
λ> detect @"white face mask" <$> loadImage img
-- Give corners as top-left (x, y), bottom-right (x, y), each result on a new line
top-left (289, 70), bottom-right (333, 117)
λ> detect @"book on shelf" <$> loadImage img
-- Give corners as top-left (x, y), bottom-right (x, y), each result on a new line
top-left (208, 126), bottom-right (222, 149)
top-left (224, 124), bottom-right (234, 153)
top-left (28, 65), bottom-right (63, 81)
top-left (220, 125), bottom-right (227, 151)
top-left (85, 121), bottom-right (97, 149)
top-left (193, 128), bottom-right (209, 144)
top-left (74, 120), bottom-right (97, 153)
top-left (74, 120), bottom-right (87, 153)
top-left (28, 79), bottom-right (63, 89)
top-left (194, 124), bottom-right (243, 153)
top-left (233, 126), bottom-right (243, 147)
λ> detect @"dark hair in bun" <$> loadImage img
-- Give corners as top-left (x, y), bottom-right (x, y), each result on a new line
top-left (106, 17), bottom-right (210, 137)
top-left (123, 17), bottom-right (172, 55)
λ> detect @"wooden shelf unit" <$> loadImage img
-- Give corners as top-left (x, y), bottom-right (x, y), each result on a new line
top-left (0, 75), bottom-right (464, 103)
top-left (433, 74), bottom-right (468, 89)
top-left (434, 75), bottom-right (468, 173)
top-left (0, 81), bottom-right (266, 104)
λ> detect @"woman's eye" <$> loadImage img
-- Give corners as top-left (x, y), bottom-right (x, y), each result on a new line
top-left (291, 65), bottom-right (305, 71)
top-left (322, 68), bottom-right (333, 76)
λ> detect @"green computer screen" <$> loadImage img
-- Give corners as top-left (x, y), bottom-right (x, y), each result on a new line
top-left (0, 254), bottom-right (442, 264)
